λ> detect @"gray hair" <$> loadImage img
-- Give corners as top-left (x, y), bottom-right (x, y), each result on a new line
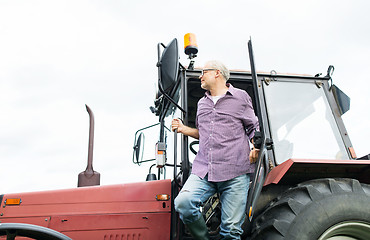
top-left (205, 60), bottom-right (230, 81)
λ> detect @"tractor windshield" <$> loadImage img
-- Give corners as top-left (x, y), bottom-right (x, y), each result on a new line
top-left (263, 80), bottom-right (349, 164)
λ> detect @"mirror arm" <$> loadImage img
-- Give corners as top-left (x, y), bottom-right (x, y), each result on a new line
top-left (139, 159), bottom-right (156, 163)
top-left (134, 123), bottom-right (161, 134)
top-left (179, 62), bottom-right (186, 70)
top-left (158, 80), bottom-right (186, 116)
top-left (157, 42), bottom-right (166, 62)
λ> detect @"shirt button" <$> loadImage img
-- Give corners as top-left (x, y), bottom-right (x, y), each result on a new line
top-left (213, 108), bottom-right (216, 111)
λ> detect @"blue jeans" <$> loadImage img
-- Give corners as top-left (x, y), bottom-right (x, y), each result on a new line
top-left (174, 174), bottom-right (250, 240)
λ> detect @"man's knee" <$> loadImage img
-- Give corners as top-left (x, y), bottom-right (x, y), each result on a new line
top-left (174, 190), bottom-right (192, 214)
top-left (175, 190), bottom-right (203, 224)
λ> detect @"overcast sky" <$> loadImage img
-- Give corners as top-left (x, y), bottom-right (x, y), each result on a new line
top-left (1, 0), bottom-right (369, 194)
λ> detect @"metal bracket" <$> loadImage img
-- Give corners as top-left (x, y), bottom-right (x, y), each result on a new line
top-left (264, 70), bottom-right (277, 86)
top-left (315, 80), bottom-right (323, 88)
top-left (268, 158), bottom-right (274, 171)
top-left (266, 138), bottom-right (274, 150)
top-left (264, 77), bottom-right (271, 86)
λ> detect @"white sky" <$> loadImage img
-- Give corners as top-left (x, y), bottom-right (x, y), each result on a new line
top-left (1, 0), bottom-right (369, 194)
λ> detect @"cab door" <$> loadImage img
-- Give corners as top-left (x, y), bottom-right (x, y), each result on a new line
top-left (245, 39), bottom-right (273, 221)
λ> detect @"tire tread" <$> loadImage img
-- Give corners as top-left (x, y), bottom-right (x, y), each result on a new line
top-left (250, 178), bottom-right (370, 240)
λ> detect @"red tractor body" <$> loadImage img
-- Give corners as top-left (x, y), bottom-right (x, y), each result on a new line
top-left (1, 180), bottom-right (171, 239)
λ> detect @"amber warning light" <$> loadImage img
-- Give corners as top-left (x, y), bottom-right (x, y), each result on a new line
top-left (184, 33), bottom-right (198, 58)
top-left (156, 194), bottom-right (170, 201)
top-left (184, 33), bottom-right (198, 70)
top-left (5, 198), bottom-right (22, 205)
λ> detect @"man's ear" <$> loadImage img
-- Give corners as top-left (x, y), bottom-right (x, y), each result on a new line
top-left (215, 70), bottom-right (221, 79)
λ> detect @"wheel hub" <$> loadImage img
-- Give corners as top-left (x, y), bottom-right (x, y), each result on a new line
top-left (318, 221), bottom-right (370, 240)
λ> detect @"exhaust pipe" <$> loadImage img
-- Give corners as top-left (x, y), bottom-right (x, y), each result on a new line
top-left (77, 104), bottom-right (101, 187)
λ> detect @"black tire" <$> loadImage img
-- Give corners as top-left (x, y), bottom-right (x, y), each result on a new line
top-left (251, 178), bottom-right (370, 240)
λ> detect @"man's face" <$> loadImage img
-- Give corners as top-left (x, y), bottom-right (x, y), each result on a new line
top-left (199, 65), bottom-right (218, 90)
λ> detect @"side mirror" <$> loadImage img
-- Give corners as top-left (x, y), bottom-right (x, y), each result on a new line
top-left (151, 38), bottom-right (182, 117)
top-left (158, 38), bottom-right (179, 97)
top-left (133, 132), bottom-right (145, 164)
top-left (132, 122), bottom-right (161, 165)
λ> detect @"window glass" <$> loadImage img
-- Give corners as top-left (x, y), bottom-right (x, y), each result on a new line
top-left (264, 81), bottom-right (348, 164)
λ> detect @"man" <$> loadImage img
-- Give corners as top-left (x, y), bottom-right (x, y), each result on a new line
top-left (172, 60), bottom-right (259, 240)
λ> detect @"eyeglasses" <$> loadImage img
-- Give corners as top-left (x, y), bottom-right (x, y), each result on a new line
top-left (200, 68), bottom-right (218, 76)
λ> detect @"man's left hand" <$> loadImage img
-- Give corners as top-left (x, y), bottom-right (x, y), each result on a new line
top-left (249, 148), bottom-right (260, 163)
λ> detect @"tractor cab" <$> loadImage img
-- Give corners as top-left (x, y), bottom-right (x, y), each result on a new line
top-left (132, 34), bottom-right (370, 239)
top-left (133, 35), bottom-right (356, 179)
top-left (133, 35), bottom-right (358, 185)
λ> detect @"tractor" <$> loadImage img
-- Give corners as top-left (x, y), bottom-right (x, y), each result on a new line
top-left (0, 34), bottom-right (369, 239)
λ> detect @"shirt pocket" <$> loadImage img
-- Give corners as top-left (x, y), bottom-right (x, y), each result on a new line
top-left (215, 109), bottom-right (241, 135)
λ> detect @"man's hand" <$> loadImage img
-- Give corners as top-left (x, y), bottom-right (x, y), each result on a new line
top-left (171, 118), bottom-right (199, 139)
top-left (172, 119), bottom-right (184, 133)
top-left (249, 148), bottom-right (260, 163)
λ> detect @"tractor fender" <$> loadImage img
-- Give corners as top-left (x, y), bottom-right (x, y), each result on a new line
top-left (0, 223), bottom-right (71, 240)
top-left (264, 158), bottom-right (370, 186)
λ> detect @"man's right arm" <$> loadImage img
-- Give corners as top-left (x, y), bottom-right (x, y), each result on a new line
top-left (171, 119), bottom-right (199, 139)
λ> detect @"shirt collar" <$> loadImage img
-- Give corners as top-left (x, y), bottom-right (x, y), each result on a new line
top-left (204, 83), bottom-right (235, 98)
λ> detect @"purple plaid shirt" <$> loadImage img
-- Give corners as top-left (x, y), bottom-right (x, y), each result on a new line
top-left (192, 84), bottom-right (259, 182)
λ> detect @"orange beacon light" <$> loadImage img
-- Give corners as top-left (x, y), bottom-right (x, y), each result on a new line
top-left (184, 33), bottom-right (198, 57)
